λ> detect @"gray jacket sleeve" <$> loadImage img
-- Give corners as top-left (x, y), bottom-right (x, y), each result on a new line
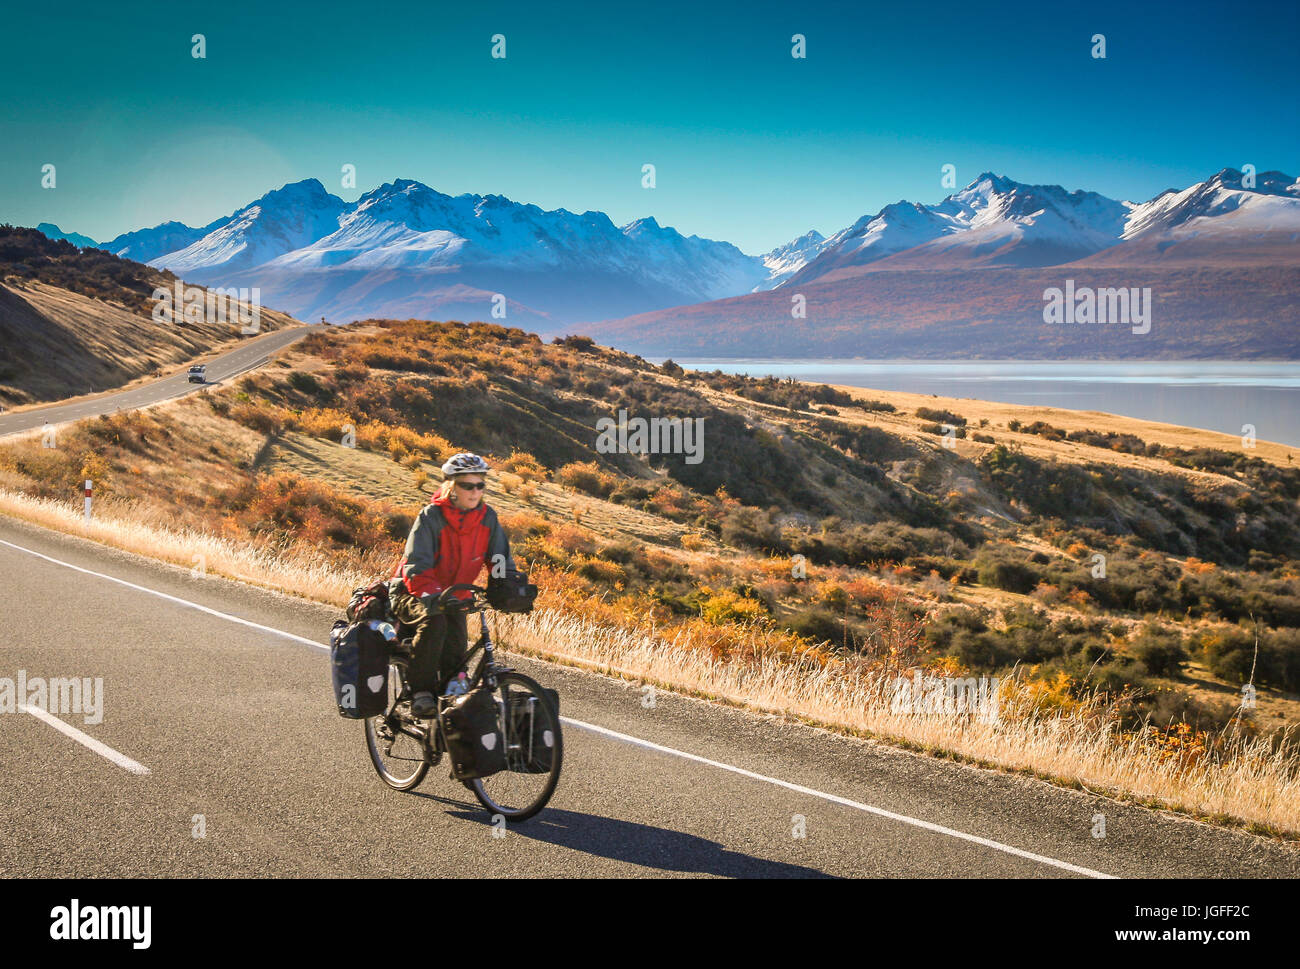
top-left (401, 504), bottom-right (441, 582)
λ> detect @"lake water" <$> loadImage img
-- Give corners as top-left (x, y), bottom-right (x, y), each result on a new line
top-left (673, 360), bottom-right (1300, 448)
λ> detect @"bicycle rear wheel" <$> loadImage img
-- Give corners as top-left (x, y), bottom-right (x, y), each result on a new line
top-left (471, 672), bottom-right (563, 821)
top-left (364, 662), bottom-right (430, 791)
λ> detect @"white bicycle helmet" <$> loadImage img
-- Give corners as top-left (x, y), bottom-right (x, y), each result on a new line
top-left (441, 452), bottom-right (490, 477)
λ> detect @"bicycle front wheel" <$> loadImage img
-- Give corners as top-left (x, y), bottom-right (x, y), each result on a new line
top-left (471, 672), bottom-right (563, 821)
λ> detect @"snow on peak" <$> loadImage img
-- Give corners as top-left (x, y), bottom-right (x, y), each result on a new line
top-left (622, 216), bottom-right (670, 237)
top-left (1122, 167), bottom-right (1300, 239)
top-left (753, 229), bottom-right (832, 290)
top-left (153, 179), bottom-right (348, 274)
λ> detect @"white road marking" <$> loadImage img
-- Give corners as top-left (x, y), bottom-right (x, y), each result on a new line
top-left (0, 538), bottom-right (325, 650)
top-left (20, 703), bottom-right (150, 775)
top-left (1, 533), bottom-right (1114, 877)
top-left (562, 717), bottom-right (1115, 879)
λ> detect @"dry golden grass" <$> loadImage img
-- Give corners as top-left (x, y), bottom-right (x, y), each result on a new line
top-left (0, 278), bottom-right (301, 407)
top-left (4, 481), bottom-right (1298, 837)
top-left (500, 606), bottom-right (1300, 837)
top-left (262, 430), bottom-right (714, 550)
top-left (823, 382), bottom-right (1297, 472)
top-left (0, 488), bottom-right (367, 602)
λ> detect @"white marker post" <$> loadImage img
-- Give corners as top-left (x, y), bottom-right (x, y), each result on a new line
top-left (84, 479), bottom-right (92, 522)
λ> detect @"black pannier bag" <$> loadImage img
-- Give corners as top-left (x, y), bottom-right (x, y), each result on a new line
top-left (505, 686), bottom-right (559, 774)
top-left (329, 619), bottom-right (390, 719)
top-left (346, 579), bottom-right (391, 623)
top-left (439, 685), bottom-right (508, 780)
top-left (486, 569), bottom-right (538, 614)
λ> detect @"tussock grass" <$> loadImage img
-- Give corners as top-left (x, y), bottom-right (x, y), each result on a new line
top-left (0, 488), bottom-right (367, 603)
top-left (499, 607), bottom-right (1300, 838)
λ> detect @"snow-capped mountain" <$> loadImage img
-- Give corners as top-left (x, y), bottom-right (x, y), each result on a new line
top-left (107, 177), bottom-right (788, 325)
top-left (789, 169), bottom-right (1300, 284)
top-left (1123, 168), bottom-right (1300, 237)
top-left (783, 203), bottom-right (951, 283)
top-left (102, 221), bottom-right (218, 264)
top-left (788, 173), bottom-right (1134, 284)
top-left (52, 166), bottom-right (1297, 328)
top-left (158, 179), bottom-right (349, 274)
top-left (264, 180), bottom-right (769, 299)
top-left (755, 230), bottom-right (829, 290)
top-left (1078, 168), bottom-right (1300, 266)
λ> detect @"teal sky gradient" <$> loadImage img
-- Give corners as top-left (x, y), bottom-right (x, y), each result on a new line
top-left (2, 0), bottom-right (1297, 253)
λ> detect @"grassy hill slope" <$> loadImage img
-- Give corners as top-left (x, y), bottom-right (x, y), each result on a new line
top-left (0, 226), bottom-right (298, 405)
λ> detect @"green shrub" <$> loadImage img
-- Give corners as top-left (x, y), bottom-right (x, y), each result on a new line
top-left (916, 407), bottom-right (966, 426)
top-left (1130, 624), bottom-right (1187, 677)
top-left (974, 547), bottom-right (1042, 594)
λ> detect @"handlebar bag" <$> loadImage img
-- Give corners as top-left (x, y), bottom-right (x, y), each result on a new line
top-left (329, 619), bottom-right (389, 719)
top-left (486, 570), bottom-right (538, 613)
top-left (439, 685), bottom-right (508, 780)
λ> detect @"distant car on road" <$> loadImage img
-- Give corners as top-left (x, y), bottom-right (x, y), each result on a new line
top-left (188, 365), bottom-right (207, 384)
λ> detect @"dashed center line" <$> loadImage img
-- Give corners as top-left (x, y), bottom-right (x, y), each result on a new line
top-left (20, 703), bottom-right (150, 775)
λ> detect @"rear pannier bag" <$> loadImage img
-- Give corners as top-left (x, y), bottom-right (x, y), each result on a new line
top-left (329, 619), bottom-right (389, 719)
top-left (505, 687), bottom-right (559, 774)
top-left (439, 685), bottom-right (508, 780)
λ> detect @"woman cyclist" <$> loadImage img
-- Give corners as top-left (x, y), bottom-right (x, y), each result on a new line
top-left (390, 452), bottom-right (517, 718)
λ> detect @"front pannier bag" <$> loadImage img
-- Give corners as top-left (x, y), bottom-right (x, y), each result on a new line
top-left (506, 687), bottom-right (559, 774)
top-left (329, 619), bottom-right (390, 719)
top-left (439, 685), bottom-right (508, 780)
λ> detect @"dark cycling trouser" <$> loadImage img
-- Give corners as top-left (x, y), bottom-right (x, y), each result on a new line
top-left (390, 591), bottom-right (470, 695)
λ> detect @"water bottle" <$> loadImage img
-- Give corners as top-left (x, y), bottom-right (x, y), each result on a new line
top-left (444, 672), bottom-right (469, 697)
top-left (368, 620), bottom-right (398, 643)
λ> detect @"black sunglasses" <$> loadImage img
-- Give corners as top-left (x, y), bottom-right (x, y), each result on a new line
top-left (454, 480), bottom-right (486, 491)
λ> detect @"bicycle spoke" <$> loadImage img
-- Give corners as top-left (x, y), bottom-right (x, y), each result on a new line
top-left (365, 661), bottom-right (428, 789)
top-left (471, 675), bottom-right (561, 818)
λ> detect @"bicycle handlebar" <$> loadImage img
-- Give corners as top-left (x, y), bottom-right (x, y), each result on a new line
top-left (423, 583), bottom-right (488, 612)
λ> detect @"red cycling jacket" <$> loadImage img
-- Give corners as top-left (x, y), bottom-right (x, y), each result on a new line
top-left (393, 493), bottom-right (514, 599)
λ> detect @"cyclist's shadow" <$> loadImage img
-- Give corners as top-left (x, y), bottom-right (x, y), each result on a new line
top-left (444, 806), bottom-right (836, 878)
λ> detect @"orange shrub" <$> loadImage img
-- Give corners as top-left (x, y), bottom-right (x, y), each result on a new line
top-left (498, 510), bottom-right (551, 537)
top-left (556, 461), bottom-right (617, 498)
top-left (499, 451), bottom-right (548, 482)
top-left (647, 484), bottom-right (691, 517)
top-left (549, 522), bottom-right (600, 555)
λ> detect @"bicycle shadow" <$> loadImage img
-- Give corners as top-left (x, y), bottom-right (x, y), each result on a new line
top-left (409, 789), bottom-right (480, 811)
top-left (445, 807), bottom-right (835, 878)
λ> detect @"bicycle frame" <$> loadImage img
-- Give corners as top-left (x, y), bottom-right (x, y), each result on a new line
top-left (383, 584), bottom-right (515, 762)
top-left (365, 582), bottom-right (562, 814)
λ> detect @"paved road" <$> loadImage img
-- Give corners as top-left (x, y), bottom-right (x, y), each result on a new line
top-left (1, 514), bottom-right (1295, 878)
top-left (0, 326), bottom-right (311, 438)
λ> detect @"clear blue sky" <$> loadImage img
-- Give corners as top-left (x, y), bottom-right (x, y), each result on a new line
top-left (2, 0), bottom-right (1296, 253)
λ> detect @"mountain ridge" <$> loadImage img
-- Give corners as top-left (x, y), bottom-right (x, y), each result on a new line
top-left (26, 167), bottom-right (1299, 332)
